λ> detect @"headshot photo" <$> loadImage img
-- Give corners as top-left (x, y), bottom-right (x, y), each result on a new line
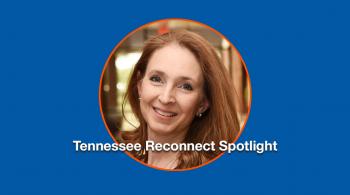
top-left (100, 19), bottom-right (251, 170)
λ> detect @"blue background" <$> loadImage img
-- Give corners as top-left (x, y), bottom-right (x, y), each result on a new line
top-left (1, 0), bottom-right (349, 194)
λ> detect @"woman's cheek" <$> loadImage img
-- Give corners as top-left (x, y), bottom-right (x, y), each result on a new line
top-left (178, 93), bottom-right (201, 113)
top-left (142, 83), bottom-right (158, 99)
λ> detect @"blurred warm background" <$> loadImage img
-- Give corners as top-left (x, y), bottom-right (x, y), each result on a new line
top-left (101, 19), bottom-right (251, 137)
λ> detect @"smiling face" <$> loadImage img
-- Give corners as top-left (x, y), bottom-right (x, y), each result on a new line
top-left (137, 43), bottom-right (209, 140)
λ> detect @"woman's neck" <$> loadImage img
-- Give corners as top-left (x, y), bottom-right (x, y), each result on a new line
top-left (147, 128), bottom-right (186, 169)
top-left (147, 150), bottom-right (179, 169)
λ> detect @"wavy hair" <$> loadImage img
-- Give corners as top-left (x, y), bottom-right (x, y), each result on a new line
top-left (121, 30), bottom-right (240, 169)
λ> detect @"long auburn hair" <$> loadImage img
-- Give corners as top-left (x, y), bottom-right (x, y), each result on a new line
top-left (121, 30), bottom-right (240, 169)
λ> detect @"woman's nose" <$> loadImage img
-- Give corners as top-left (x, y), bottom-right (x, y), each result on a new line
top-left (158, 86), bottom-right (175, 104)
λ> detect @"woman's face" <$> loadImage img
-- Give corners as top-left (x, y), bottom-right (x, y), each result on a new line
top-left (138, 43), bottom-right (209, 138)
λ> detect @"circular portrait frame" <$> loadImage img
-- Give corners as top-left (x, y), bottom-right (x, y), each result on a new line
top-left (99, 18), bottom-right (252, 171)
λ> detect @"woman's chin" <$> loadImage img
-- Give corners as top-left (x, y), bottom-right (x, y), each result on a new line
top-left (148, 124), bottom-right (175, 136)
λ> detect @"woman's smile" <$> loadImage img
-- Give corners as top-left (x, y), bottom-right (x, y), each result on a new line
top-left (152, 106), bottom-right (178, 118)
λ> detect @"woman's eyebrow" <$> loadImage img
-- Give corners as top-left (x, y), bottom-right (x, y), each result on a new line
top-left (178, 76), bottom-right (195, 82)
top-left (148, 70), bottom-right (165, 77)
top-left (148, 69), bottom-right (197, 83)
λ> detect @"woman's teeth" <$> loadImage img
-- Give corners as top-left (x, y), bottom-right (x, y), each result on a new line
top-left (154, 108), bottom-right (177, 117)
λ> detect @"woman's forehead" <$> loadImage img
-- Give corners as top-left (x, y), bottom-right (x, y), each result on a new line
top-left (146, 43), bottom-right (204, 82)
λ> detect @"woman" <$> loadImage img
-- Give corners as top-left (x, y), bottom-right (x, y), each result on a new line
top-left (121, 30), bottom-right (240, 170)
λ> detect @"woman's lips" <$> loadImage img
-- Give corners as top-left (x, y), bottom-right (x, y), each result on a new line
top-left (153, 107), bottom-right (177, 117)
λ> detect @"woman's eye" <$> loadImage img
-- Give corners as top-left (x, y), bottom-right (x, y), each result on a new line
top-left (180, 83), bottom-right (193, 91)
top-left (150, 75), bottom-right (162, 83)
